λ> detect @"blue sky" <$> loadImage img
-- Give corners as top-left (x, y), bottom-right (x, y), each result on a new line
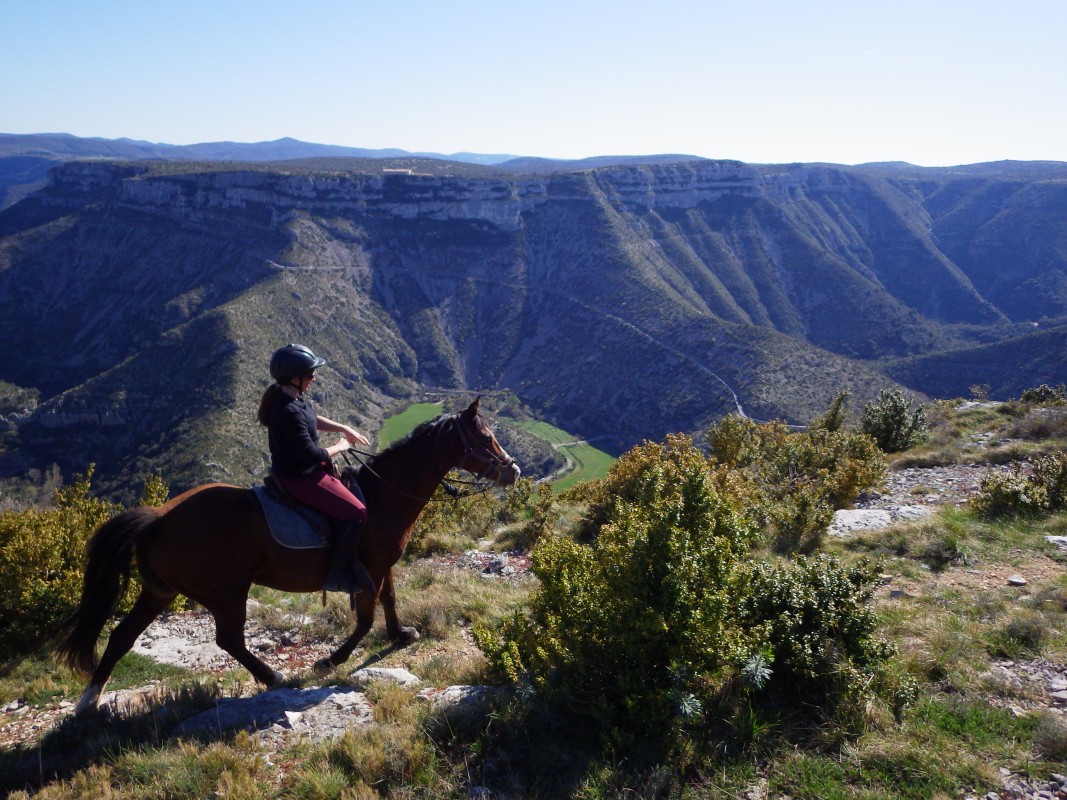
top-left (2, 0), bottom-right (1064, 166)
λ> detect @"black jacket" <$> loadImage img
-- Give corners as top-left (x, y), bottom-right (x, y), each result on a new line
top-left (267, 393), bottom-right (330, 479)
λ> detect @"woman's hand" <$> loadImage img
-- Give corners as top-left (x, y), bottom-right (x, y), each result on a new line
top-left (316, 415), bottom-right (371, 448)
top-left (326, 438), bottom-right (352, 458)
top-left (343, 427), bottom-right (370, 447)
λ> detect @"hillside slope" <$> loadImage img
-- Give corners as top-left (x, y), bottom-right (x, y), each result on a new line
top-left (0, 158), bottom-right (1065, 498)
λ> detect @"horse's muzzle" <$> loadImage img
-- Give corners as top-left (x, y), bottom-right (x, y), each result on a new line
top-left (496, 462), bottom-right (521, 486)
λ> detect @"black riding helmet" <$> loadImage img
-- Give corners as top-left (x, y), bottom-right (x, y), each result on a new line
top-left (269, 343), bottom-right (326, 383)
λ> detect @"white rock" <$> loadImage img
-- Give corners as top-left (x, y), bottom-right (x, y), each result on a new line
top-left (827, 509), bottom-right (892, 536)
top-left (889, 505), bottom-right (934, 522)
top-left (417, 685), bottom-right (500, 709)
top-left (351, 666), bottom-right (421, 687)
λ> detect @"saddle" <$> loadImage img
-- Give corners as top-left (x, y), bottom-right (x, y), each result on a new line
top-left (253, 469), bottom-right (366, 551)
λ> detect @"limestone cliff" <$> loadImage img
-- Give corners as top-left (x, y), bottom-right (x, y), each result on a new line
top-left (0, 157), bottom-right (1064, 498)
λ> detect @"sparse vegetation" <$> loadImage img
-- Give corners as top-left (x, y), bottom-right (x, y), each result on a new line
top-left (3, 398), bottom-right (1067, 798)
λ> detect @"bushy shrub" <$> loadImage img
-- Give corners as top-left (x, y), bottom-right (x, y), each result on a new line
top-left (705, 414), bottom-right (884, 551)
top-left (1019, 384), bottom-right (1067, 406)
top-left (971, 453), bottom-right (1067, 519)
top-left (406, 479), bottom-right (502, 557)
top-left (1032, 452), bottom-right (1067, 512)
top-left (501, 477), bottom-right (533, 523)
top-left (1034, 712), bottom-right (1067, 760)
top-left (475, 435), bottom-right (895, 743)
top-left (735, 555), bottom-right (891, 690)
top-left (971, 469), bottom-right (1046, 519)
top-left (475, 435), bottom-right (761, 737)
top-left (861, 390), bottom-right (928, 453)
top-left (0, 468), bottom-right (117, 657)
top-left (0, 470), bottom-right (174, 658)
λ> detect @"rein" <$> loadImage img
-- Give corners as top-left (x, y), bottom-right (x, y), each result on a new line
top-left (339, 413), bottom-right (511, 501)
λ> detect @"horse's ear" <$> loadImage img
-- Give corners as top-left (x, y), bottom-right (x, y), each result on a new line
top-left (462, 396), bottom-right (481, 420)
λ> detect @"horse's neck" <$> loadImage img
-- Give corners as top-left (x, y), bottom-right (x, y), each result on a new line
top-left (363, 439), bottom-right (454, 529)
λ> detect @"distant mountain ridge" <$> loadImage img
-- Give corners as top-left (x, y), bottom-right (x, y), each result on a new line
top-left (0, 136), bottom-right (1065, 500)
top-left (0, 132), bottom-right (519, 165)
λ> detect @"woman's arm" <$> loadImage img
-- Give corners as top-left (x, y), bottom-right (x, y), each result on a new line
top-left (317, 415), bottom-right (371, 447)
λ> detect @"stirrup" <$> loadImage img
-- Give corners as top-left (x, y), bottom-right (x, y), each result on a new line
top-left (352, 559), bottom-right (376, 595)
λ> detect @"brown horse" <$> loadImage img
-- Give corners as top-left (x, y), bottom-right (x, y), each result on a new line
top-left (56, 398), bottom-right (519, 715)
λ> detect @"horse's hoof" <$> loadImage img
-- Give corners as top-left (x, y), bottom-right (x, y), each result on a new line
top-left (268, 670), bottom-right (286, 688)
top-left (75, 683), bottom-right (103, 716)
top-left (313, 656), bottom-right (335, 674)
top-left (391, 626), bottom-right (419, 645)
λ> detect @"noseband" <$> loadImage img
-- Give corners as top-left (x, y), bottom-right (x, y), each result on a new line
top-left (451, 412), bottom-right (516, 482)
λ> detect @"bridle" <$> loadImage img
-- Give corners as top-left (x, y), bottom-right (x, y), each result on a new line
top-left (341, 412), bottom-right (516, 501)
top-left (450, 412), bottom-right (517, 486)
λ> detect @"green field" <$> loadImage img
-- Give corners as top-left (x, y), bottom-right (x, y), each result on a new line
top-left (516, 420), bottom-right (616, 491)
top-left (377, 402), bottom-right (444, 448)
top-left (378, 408), bottom-right (615, 490)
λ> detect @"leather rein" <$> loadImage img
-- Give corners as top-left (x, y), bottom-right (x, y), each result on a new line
top-left (340, 412), bottom-right (515, 501)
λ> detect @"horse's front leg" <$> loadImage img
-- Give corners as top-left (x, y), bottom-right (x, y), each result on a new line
top-left (316, 588), bottom-right (378, 672)
top-left (382, 568), bottom-right (419, 645)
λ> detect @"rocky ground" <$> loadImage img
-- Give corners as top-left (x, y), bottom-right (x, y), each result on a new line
top-left (3, 463), bottom-right (1066, 799)
top-left (0, 547), bottom-right (526, 753)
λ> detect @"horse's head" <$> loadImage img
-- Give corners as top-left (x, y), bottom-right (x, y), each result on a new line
top-left (451, 397), bottom-right (521, 487)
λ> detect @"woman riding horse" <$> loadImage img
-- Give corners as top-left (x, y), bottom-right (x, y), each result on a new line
top-left (258, 343), bottom-right (374, 596)
top-left (57, 394), bottom-right (519, 715)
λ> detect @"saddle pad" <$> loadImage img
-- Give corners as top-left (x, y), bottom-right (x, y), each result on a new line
top-left (252, 485), bottom-right (331, 550)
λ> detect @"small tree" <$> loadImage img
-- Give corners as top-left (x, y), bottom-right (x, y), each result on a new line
top-left (1020, 384), bottom-right (1067, 406)
top-left (809, 390), bottom-right (851, 433)
top-left (861, 389), bottom-right (928, 453)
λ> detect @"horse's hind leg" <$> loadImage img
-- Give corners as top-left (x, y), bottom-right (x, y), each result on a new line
top-left (208, 596), bottom-right (284, 688)
top-left (76, 589), bottom-right (175, 715)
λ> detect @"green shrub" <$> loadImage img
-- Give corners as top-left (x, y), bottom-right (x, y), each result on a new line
top-left (971, 453), bottom-right (1067, 519)
top-left (0, 469), bottom-right (175, 658)
top-left (475, 435), bottom-right (895, 744)
top-left (0, 468), bottom-right (118, 657)
top-left (406, 474), bottom-right (502, 557)
top-left (1019, 384), bottom-right (1067, 406)
top-left (861, 389), bottom-right (929, 453)
top-left (971, 469), bottom-right (1046, 519)
top-left (1032, 451), bottom-right (1067, 512)
top-left (1034, 712), bottom-right (1067, 761)
top-left (475, 435), bottom-right (761, 738)
top-left (501, 476), bottom-right (533, 523)
top-left (735, 555), bottom-right (891, 690)
top-left (706, 415), bottom-right (884, 551)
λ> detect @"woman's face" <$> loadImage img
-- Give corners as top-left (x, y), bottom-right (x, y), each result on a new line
top-left (299, 372), bottom-right (317, 393)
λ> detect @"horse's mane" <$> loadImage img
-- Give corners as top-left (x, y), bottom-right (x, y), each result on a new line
top-left (373, 413), bottom-right (452, 461)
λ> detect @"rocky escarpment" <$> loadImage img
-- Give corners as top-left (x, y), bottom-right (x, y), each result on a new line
top-left (1, 158), bottom-right (1066, 497)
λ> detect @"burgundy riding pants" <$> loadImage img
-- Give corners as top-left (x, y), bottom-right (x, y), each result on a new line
top-left (276, 466), bottom-right (367, 522)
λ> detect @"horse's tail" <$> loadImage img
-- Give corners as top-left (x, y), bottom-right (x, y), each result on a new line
top-left (54, 506), bottom-right (162, 676)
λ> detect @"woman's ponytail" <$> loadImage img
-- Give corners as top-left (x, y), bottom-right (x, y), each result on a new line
top-left (257, 383), bottom-right (283, 426)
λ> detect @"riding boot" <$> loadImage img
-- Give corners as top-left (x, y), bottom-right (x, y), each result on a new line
top-left (323, 520), bottom-right (376, 603)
